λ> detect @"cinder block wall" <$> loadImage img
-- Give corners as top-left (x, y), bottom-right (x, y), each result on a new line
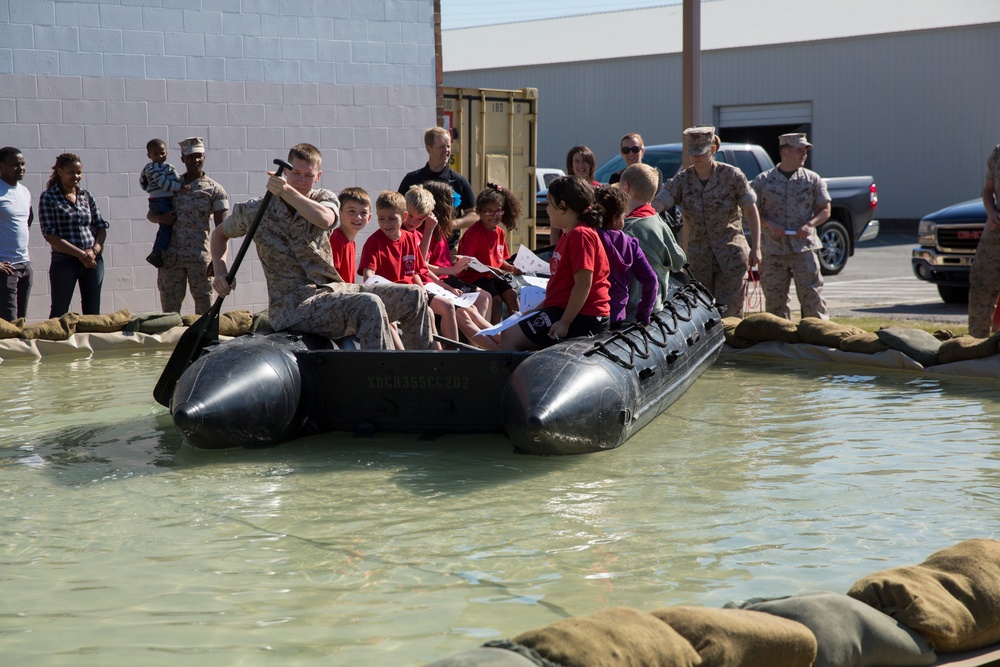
top-left (0, 0), bottom-right (438, 321)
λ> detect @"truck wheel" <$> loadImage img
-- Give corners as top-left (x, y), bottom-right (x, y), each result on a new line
top-left (817, 220), bottom-right (849, 276)
top-left (937, 284), bottom-right (969, 304)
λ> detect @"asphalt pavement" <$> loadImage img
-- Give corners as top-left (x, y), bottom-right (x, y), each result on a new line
top-left (752, 229), bottom-right (968, 325)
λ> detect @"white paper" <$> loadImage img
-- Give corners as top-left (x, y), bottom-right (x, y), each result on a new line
top-left (424, 282), bottom-right (480, 309)
top-left (363, 274), bottom-right (393, 285)
top-left (514, 245), bottom-right (550, 275)
top-left (475, 311), bottom-right (534, 337)
top-left (458, 255), bottom-right (505, 278)
top-left (518, 285), bottom-right (546, 311)
top-left (520, 275), bottom-right (549, 289)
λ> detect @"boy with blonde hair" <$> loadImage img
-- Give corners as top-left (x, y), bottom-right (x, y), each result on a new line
top-left (360, 191), bottom-right (496, 349)
top-left (620, 163), bottom-right (686, 318)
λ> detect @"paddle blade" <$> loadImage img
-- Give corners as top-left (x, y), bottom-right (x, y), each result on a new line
top-left (152, 305), bottom-right (221, 407)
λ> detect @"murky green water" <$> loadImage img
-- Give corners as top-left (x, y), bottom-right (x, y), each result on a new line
top-left (2, 351), bottom-right (1000, 665)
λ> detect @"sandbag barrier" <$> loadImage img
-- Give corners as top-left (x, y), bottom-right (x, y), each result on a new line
top-left (721, 313), bottom-right (1000, 379)
top-left (0, 309), bottom-right (270, 362)
top-left (421, 539), bottom-right (1000, 667)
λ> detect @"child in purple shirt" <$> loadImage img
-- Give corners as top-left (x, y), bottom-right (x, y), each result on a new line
top-left (594, 185), bottom-right (658, 325)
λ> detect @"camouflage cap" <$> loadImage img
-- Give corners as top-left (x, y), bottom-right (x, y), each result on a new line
top-left (683, 126), bottom-right (715, 156)
top-left (178, 137), bottom-right (205, 155)
top-left (779, 133), bottom-right (812, 148)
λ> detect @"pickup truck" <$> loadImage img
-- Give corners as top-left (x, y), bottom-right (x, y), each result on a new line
top-left (536, 142), bottom-right (879, 274)
top-left (910, 198), bottom-right (986, 303)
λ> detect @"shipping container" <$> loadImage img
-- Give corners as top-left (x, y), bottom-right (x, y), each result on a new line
top-left (442, 86), bottom-right (540, 251)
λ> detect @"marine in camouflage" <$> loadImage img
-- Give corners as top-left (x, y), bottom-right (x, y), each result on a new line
top-left (968, 145), bottom-right (1000, 338)
top-left (157, 173), bottom-right (228, 313)
top-left (662, 161), bottom-right (756, 317)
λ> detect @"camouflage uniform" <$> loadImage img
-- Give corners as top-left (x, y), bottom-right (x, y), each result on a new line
top-left (223, 188), bottom-right (433, 350)
top-left (752, 167), bottom-right (831, 320)
top-left (157, 173), bottom-right (228, 313)
top-left (968, 145), bottom-right (1000, 338)
top-left (662, 162), bottom-right (756, 317)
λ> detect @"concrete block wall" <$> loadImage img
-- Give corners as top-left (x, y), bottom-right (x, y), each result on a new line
top-left (0, 0), bottom-right (438, 321)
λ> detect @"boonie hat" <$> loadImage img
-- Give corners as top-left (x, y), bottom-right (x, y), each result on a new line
top-left (179, 137), bottom-right (205, 155)
top-left (684, 126), bottom-right (715, 156)
top-left (779, 133), bottom-right (812, 149)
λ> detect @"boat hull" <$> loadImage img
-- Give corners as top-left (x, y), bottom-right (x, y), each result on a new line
top-left (169, 275), bottom-right (722, 453)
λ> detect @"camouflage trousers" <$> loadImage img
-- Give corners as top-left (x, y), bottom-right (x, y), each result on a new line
top-left (688, 239), bottom-right (749, 318)
top-left (968, 235), bottom-right (1000, 338)
top-left (157, 259), bottom-right (212, 314)
top-left (295, 283), bottom-right (434, 351)
top-left (761, 251), bottom-right (828, 320)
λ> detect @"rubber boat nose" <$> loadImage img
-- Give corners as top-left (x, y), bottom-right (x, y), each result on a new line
top-left (171, 401), bottom-right (204, 432)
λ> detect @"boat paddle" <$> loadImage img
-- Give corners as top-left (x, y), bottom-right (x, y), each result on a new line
top-left (152, 158), bottom-right (293, 407)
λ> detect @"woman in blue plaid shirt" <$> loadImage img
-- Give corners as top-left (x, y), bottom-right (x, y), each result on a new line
top-left (38, 153), bottom-right (109, 318)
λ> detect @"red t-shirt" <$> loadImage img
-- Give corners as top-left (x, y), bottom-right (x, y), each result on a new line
top-left (627, 203), bottom-right (657, 218)
top-left (358, 229), bottom-right (425, 284)
top-left (456, 220), bottom-right (508, 282)
top-left (544, 225), bottom-right (610, 317)
top-left (330, 227), bottom-right (356, 284)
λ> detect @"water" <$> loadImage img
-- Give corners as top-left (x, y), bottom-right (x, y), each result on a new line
top-left (2, 351), bottom-right (1000, 665)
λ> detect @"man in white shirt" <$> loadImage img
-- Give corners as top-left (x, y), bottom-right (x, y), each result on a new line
top-left (0, 147), bottom-right (33, 322)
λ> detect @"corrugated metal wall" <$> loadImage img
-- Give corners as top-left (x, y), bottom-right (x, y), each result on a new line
top-left (445, 24), bottom-right (1000, 220)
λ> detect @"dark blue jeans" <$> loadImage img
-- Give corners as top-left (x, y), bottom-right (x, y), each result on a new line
top-left (0, 261), bottom-right (32, 322)
top-left (49, 251), bottom-right (104, 318)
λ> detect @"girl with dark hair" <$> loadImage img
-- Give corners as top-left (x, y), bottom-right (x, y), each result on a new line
top-left (455, 183), bottom-right (523, 323)
top-left (38, 153), bottom-right (109, 317)
top-left (501, 176), bottom-right (610, 351)
top-left (594, 185), bottom-right (658, 326)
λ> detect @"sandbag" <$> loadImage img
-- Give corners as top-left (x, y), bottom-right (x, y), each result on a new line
top-left (797, 318), bottom-right (867, 348)
top-left (875, 328), bottom-right (942, 367)
top-left (937, 334), bottom-right (1000, 365)
top-left (21, 313), bottom-right (79, 341)
top-left (513, 606), bottom-right (701, 667)
top-left (839, 332), bottom-right (890, 355)
top-left (181, 313), bottom-right (199, 327)
top-left (124, 312), bottom-right (184, 334)
top-left (735, 313), bottom-right (801, 344)
top-left (0, 317), bottom-right (24, 339)
top-left (75, 308), bottom-right (133, 333)
top-left (722, 316), bottom-right (755, 348)
top-left (847, 539), bottom-right (1000, 653)
top-left (652, 605), bottom-right (816, 667)
top-left (219, 310), bottom-right (253, 337)
top-left (730, 591), bottom-right (935, 667)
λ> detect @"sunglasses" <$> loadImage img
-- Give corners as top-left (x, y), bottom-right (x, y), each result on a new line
top-left (621, 146), bottom-right (643, 154)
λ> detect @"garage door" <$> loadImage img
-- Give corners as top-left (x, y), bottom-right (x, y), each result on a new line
top-left (717, 102), bottom-right (813, 127)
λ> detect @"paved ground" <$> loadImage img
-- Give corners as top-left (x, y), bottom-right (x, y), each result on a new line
top-left (752, 229), bottom-right (968, 325)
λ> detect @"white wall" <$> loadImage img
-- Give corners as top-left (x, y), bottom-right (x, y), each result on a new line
top-left (0, 0), bottom-right (438, 322)
top-left (445, 23), bottom-right (1000, 222)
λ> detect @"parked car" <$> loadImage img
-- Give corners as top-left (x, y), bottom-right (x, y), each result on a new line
top-left (536, 167), bottom-right (565, 192)
top-left (586, 143), bottom-right (880, 275)
top-left (911, 198), bottom-right (987, 304)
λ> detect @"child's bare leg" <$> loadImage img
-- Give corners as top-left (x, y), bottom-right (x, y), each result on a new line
top-left (501, 324), bottom-right (537, 351)
top-left (473, 290), bottom-right (492, 321)
top-left (500, 290), bottom-right (520, 318)
top-left (429, 298), bottom-right (459, 341)
top-left (456, 308), bottom-right (499, 350)
top-left (388, 322), bottom-right (404, 350)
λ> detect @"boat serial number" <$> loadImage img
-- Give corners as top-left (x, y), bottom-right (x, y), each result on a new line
top-left (368, 375), bottom-right (471, 390)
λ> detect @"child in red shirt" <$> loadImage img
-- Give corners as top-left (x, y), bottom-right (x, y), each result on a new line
top-left (330, 186), bottom-right (372, 284)
top-left (402, 185), bottom-right (498, 349)
top-left (455, 184), bottom-right (524, 323)
top-left (361, 191), bottom-right (495, 349)
top-left (502, 176), bottom-right (611, 351)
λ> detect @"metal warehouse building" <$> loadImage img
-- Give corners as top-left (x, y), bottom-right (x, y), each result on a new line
top-left (442, 0), bottom-right (1000, 221)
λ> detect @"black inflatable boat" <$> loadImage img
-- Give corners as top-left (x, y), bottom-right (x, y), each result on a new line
top-left (169, 274), bottom-right (723, 454)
